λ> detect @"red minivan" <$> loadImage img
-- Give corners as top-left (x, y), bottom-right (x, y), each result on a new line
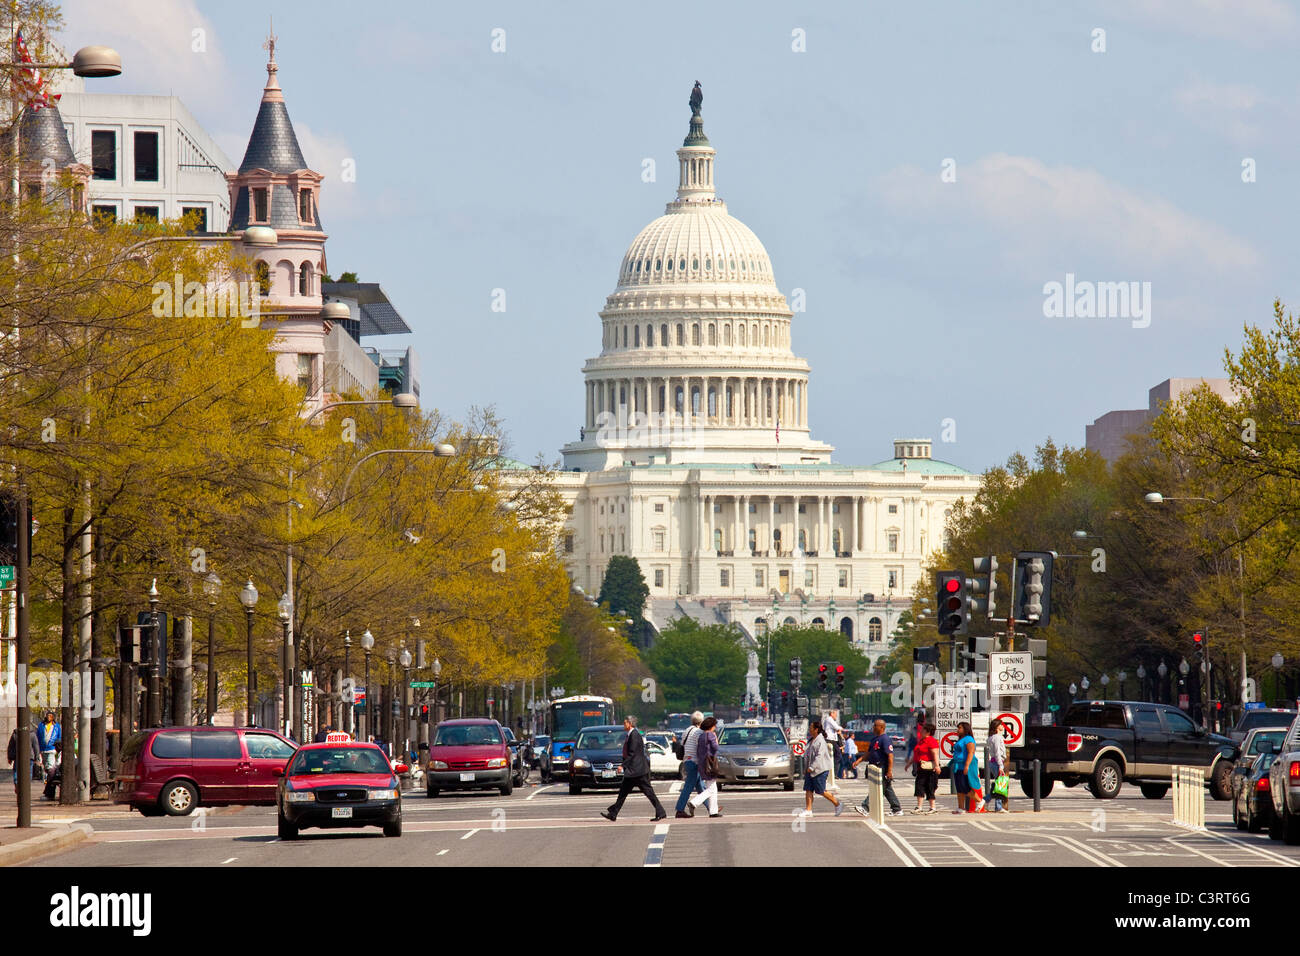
top-left (114, 726), bottom-right (298, 816)
top-left (426, 718), bottom-right (514, 797)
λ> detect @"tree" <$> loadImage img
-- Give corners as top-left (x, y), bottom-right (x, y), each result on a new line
top-left (597, 555), bottom-right (649, 622)
top-left (644, 618), bottom-right (747, 712)
top-left (754, 625), bottom-right (872, 697)
top-left (546, 591), bottom-right (642, 707)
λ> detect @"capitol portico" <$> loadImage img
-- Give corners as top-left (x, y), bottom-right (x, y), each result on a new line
top-left (549, 86), bottom-right (982, 665)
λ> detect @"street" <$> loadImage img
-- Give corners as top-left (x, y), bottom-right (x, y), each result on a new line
top-left (22, 774), bottom-right (1300, 868)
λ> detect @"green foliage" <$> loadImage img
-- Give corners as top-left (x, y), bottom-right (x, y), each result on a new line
top-left (597, 555), bottom-right (649, 621)
top-left (644, 618), bottom-right (747, 712)
top-left (754, 625), bottom-right (872, 690)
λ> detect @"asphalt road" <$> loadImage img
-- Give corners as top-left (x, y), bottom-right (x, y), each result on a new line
top-left (21, 773), bottom-right (1300, 868)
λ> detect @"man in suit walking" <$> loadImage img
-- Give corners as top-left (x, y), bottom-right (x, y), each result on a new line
top-left (600, 715), bottom-right (668, 822)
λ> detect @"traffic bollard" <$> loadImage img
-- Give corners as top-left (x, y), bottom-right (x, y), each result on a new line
top-left (1032, 758), bottom-right (1041, 813)
top-left (866, 765), bottom-right (885, 825)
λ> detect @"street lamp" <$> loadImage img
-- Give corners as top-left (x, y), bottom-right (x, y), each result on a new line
top-left (400, 647), bottom-right (413, 761)
top-left (147, 580), bottom-right (162, 728)
top-left (1272, 653), bottom-right (1285, 707)
top-left (1117, 670), bottom-right (1127, 699)
top-left (277, 592), bottom-right (293, 738)
top-left (360, 628), bottom-right (375, 741)
top-left (202, 573), bottom-right (222, 724)
top-left (1080, 676), bottom-right (1090, 700)
top-left (340, 444), bottom-right (459, 500)
top-left (343, 630), bottom-right (352, 736)
top-left (238, 581), bottom-right (259, 727)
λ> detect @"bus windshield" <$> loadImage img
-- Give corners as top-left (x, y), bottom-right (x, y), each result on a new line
top-left (551, 699), bottom-right (614, 741)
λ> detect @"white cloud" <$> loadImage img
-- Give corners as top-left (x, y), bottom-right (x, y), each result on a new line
top-left (875, 153), bottom-right (1257, 274)
top-left (1174, 78), bottom-right (1278, 145)
top-left (293, 122), bottom-right (361, 217)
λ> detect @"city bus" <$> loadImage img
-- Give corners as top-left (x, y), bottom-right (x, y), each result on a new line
top-left (542, 695), bottom-right (616, 781)
top-left (666, 713), bottom-right (693, 734)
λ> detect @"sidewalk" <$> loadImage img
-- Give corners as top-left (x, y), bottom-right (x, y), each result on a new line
top-left (0, 778), bottom-right (129, 865)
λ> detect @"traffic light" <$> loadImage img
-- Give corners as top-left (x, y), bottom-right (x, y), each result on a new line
top-left (969, 556), bottom-right (997, 620)
top-left (936, 571), bottom-right (966, 635)
top-left (1014, 551), bottom-right (1054, 626)
top-left (766, 661), bottom-right (776, 685)
top-left (780, 690), bottom-right (790, 714)
top-left (789, 657), bottom-right (802, 688)
top-left (835, 664), bottom-right (845, 693)
top-left (913, 645), bottom-right (939, 665)
top-left (419, 704), bottom-right (430, 724)
top-left (818, 663), bottom-right (829, 692)
top-left (1193, 631), bottom-right (1205, 666)
top-left (1045, 674), bottom-right (1054, 692)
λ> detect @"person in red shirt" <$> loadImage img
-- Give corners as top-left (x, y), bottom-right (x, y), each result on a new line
top-left (906, 721), bottom-right (941, 813)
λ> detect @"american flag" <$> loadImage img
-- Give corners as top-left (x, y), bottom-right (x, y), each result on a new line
top-left (14, 29), bottom-right (59, 111)
top-left (775, 409), bottom-right (780, 444)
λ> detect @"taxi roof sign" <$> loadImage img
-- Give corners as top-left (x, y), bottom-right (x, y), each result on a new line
top-left (325, 731), bottom-right (351, 743)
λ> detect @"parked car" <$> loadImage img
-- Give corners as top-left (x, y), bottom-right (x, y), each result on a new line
top-left (426, 718), bottom-right (514, 797)
top-left (715, 722), bottom-right (794, 791)
top-left (1012, 700), bottom-right (1237, 800)
top-left (646, 740), bottom-right (683, 778)
top-left (645, 732), bottom-right (676, 753)
top-left (502, 726), bottom-right (529, 788)
top-left (1228, 707), bottom-right (1297, 744)
top-left (568, 725), bottom-right (627, 794)
top-left (275, 741), bottom-right (405, 839)
top-left (1232, 744), bottom-right (1278, 833)
top-left (529, 735), bottom-right (552, 770)
top-left (1267, 715), bottom-right (1300, 844)
top-left (114, 726), bottom-right (298, 817)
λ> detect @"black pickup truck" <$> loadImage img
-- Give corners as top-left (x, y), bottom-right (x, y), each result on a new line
top-left (1013, 700), bottom-right (1237, 800)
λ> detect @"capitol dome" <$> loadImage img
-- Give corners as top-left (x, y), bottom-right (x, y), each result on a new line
top-left (616, 207), bottom-right (778, 294)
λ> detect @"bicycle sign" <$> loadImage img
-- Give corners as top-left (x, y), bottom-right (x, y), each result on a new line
top-left (988, 652), bottom-right (1034, 696)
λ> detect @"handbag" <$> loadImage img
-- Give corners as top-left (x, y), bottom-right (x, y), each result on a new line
top-left (705, 754), bottom-right (719, 778)
top-left (920, 760), bottom-right (935, 771)
top-left (993, 774), bottom-right (1010, 798)
top-left (672, 732), bottom-right (686, 761)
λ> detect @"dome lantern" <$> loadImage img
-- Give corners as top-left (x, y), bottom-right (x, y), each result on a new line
top-left (676, 81), bottom-right (716, 203)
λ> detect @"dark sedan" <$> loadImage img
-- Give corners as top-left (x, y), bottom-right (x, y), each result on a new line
top-left (567, 725), bottom-right (627, 794)
top-left (1233, 746), bottom-right (1278, 833)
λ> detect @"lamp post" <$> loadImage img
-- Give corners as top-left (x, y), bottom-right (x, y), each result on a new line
top-left (277, 593), bottom-right (293, 738)
top-left (400, 647), bottom-right (413, 761)
top-left (1100, 674), bottom-right (1109, 700)
top-left (1136, 664), bottom-right (1147, 702)
top-left (1080, 676), bottom-right (1090, 700)
top-left (147, 581), bottom-right (162, 728)
top-left (238, 581), bottom-right (259, 727)
top-left (1117, 670), bottom-right (1127, 700)
top-left (360, 628), bottom-right (375, 741)
top-left (202, 573), bottom-right (222, 724)
top-left (432, 657), bottom-right (442, 724)
top-left (342, 631), bottom-right (352, 736)
top-left (1272, 652), bottom-right (1284, 707)
top-left (340, 444), bottom-right (459, 500)
top-left (1157, 661), bottom-right (1168, 704)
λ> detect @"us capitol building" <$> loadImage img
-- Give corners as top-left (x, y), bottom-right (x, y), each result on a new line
top-left (549, 85), bottom-right (982, 665)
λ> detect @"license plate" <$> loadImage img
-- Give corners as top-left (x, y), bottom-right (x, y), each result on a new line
top-left (601, 770), bottom-right (617, 779)
top-left (331, 807), bottom-right (352, 819)
top-left (459, 772), bottom-right (475, 782)
top-left (744, 769), bottom-right (759, 778)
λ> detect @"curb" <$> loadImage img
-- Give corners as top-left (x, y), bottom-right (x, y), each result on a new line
top-left (0, 823), bottom-right (92, 867)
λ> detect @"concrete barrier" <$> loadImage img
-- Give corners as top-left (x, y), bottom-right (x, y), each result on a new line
top-left (0, 823), bottom-right (92, 867)
top-left (1172, 765), bottom-right (1205, 830)
top-left (866, 765), bottom-right (885, 824)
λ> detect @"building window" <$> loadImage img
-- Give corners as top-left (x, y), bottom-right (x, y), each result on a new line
top-left (299, 188), bottom-right (313, 223)
top-left (564, 534), bottom-right (574, 554)
top-left (653, 531), bottom-right (665, 552)
top-left (887, 533), bottom-right (898, 552)
top-left (832, 503), bottom-right (840, 514)
top-left (805, 569), bottom-right (814, 588)
top-left (833, 529), bottom-right (842, 553)
top-left (181, 206), bottom-right (207, 232)
top-left (720, 569), bottom-right (730, 587)
top-left (869, 617), bottom-right (882, 641)
top-left (654, 503), bottom-right (664, 513)
top-left (133, 130), bottom-right (159, 182)
top-left (252, 187), bottom-right (268, 222)
top-left (299, 262), bottom-right (312, 296)
top-left (888, 504), bottom-right (898, 514)
top-left (133, 206), bottom-right (159, 223)
top-left (774, 503), bottom-right (782, 514)
top-left (798, 530), bottom-right (807, 551)
top-left (838, 570), bottom-right (848, 588)
top-left (773, 530), bottom-right (782, 549)
top-left (654, 569), bottom-right (664, 588)
top-left (755, 569), bottom-right (765, 587)
top-left (798, 504), bottom-right (806, 514)
top-left (619, 532), bottom-right (625, 552)
top-left (91, 204), bottom-right (116, 223)
top-left (297, 354), bottom-right (314, 393)
top-left (91, 130), bottom-right (116, 180)
top-left (888, 570), bottom-right (898, 589)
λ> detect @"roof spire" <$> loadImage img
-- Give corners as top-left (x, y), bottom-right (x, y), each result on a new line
top-left (261, 17), bottom-right (282, 103)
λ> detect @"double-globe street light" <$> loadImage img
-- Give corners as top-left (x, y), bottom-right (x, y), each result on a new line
top-left (239, 581), bottom-right (259, 727)
top-left (360, 628), bottom-right (375, 741)
top-left (202, 573), bottom-right (222, 724)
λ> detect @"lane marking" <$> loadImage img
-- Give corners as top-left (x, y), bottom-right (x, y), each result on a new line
top-left (525, 785), bottom-right (555, 802)
top-left (437, 849), bottom-right (448, 856)
top-left (219, 857), bottom-right (237, 864)
top-left (867, 823), bottom-right (920, 867)
top-left (1165, 831), bottom-right (1298, 868)
top-left (1043, 834), bottom-right (1124, 867)
top-left (461, 829), bottom-right (479, 840)
top-left (643, 822), bottom-right (671, 867)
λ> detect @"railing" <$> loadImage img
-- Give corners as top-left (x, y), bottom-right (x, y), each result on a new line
top-left (1171, 765), bottom-right (1205, 829)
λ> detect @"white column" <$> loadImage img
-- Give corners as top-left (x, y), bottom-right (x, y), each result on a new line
top-left (768, 497), bottom-right (775, 554)
top-left (708, 494), bottom-right (715, 551)
top-left (852, 496), bottom-right (860, 553)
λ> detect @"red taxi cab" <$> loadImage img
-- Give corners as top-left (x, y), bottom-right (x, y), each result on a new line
top-left (275, 739), bottom-right (407, 839)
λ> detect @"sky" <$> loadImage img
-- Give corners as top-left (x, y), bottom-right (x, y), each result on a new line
top-left (56, 0), bottom-right (1300, 473)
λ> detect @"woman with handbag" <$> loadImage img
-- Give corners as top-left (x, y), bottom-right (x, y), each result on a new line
top-left (908, 721), bottom-right (941, 813)
top-left (687, 716), bottom-right (722, 818)
top-left (800, 720), bottom-right (843, 817)
top-left (986, 718), bottom-right (1009, 813)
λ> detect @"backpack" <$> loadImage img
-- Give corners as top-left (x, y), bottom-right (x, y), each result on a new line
top-left (672, 728), bottom-right (689, 761)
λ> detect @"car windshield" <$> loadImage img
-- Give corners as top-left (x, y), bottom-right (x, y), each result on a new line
top-left (576, 730), bottom-right (626, 751)
top-left (1249, 730), bottom-right (1287, 754)
top-left (434, 724), bottom-right (503, 746)
top-left (719, 727), bottom-right (786, 746)
top-left (1240, 712), bottom-right (1295, 732)
top-left (288, 747), bottom-right (390, 776)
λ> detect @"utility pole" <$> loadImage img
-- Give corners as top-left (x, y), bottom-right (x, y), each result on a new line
top-left (15, 491), bottom-right (30, 827)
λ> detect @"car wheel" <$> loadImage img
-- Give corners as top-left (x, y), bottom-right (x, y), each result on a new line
top-left (1233, 799), bottom-right (1246, 830)
top-left (1091, 758), bottom-right (1122, 799)
top-left (1018, 774), bottom-right (1053, 799)
top-left (426, 786), bottom-right (439, 798)
top-left (1248, 805), bottom-right (1264, 834)
top-left (783, 781), bottom-right (794, 792)
top-left (569, 783), bottom-right (582, 795)
top-left (1210, 761), bottom-right (1233, 801)
top-left (499, 776), bottom-right (513, 797)
top-left (383, 819), bottom-right (402, 838)
top-left (1269, 806), bottom-right (1284, 840)
top-left (1284, 806), bottom-right (1300, 846)
top-left (161, 779), bottom-right (198, 816)
top-left (277, 811), bottom-right (298, 841)
top-left (1139, 783), bottom-right (1169, 800)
